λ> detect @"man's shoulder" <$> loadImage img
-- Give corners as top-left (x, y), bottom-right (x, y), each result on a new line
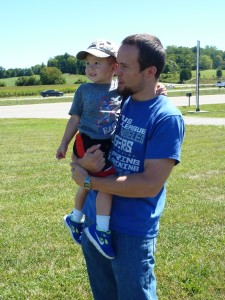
top-left (157, 95), bottom-right (182, 116)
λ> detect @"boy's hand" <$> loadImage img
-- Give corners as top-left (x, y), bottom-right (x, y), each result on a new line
top-left (56, 145), bottom-right (68, 160)
top-left (156, 82), bottom-right (167, 96)
top-left (74, 144), bottom-right (105, 173)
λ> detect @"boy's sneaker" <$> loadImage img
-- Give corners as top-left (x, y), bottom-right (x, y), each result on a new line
top-left (84, 224), bottom-right (115, 259)
top-left (63, 214), bottom-right (83, 245)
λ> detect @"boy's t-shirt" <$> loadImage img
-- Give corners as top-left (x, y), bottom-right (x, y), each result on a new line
top-left (69, 82), bottom-right (122, 139)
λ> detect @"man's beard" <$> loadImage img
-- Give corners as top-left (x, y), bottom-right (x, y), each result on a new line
top-left (117, 86), bottom-right (134, 98)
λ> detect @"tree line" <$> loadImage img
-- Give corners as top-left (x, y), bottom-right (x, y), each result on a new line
top-left (0, 45), bottom-right (225, 84)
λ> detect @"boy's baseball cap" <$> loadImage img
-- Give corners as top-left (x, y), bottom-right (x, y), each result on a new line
top-left (76, 40), bottom-right (118, 60)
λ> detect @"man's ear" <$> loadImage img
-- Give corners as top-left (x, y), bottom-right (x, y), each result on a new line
top-left (145, 66), bottom-right (157, 78)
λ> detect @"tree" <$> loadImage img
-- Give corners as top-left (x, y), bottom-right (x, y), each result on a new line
top-left (0, 67), bottom-right (6, 79)
top-left (179, 69), bottom-right (192, 83)
top-left (166, 46), bottom-right (195, 70)
top-left (48, 58), bottom-right (59, 68)
top-left (221, 61), bottom-right (225, 70)
top-left (213, 55), bottom-right (223, 69)
top-left (163, 60), bottom-right (179, 74)
top-left (40, 67), bottom-right (66, 84)
top-left (67, 57), bottom-right (77, 74)
top-left (76, 60), bottom-right (85, 75)
top-left (31, 64), bottom-right (46, 75)
top-left (216, 69), bottom-right (223, 78)
top-left (47, 53), bottom-right (77, 74)
top-left (200, 55), bottom-right (213, 70)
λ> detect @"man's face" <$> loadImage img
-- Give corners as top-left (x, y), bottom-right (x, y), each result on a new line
top-left (115, 44), bottom-right (144, 99)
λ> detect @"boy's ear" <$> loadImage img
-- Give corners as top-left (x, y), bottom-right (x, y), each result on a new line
top-left (112, 63), bottom-right (118, 72)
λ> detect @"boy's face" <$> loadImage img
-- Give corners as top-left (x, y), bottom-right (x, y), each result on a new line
top-left (85, 54), bottom-right (117, 84)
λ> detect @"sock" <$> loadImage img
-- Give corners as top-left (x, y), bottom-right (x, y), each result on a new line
top-left (96, 215), bottom-right (110, 231)
top-left (71, 208), bottom-right (83, 223)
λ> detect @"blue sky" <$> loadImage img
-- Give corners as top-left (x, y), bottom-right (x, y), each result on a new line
top-left (1, 0), bottom-right (224, 69)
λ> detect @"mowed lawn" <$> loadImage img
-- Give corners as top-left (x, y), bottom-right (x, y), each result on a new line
top-left (0, 119), bottom-right (224, 299)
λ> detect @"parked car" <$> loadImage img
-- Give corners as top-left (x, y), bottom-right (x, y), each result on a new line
top-left (215, 81), bottom-right (225, 88)
top-left (40, 89), bottom-right (64, 97)
top-left (166, 84), bottom-right (175, 89)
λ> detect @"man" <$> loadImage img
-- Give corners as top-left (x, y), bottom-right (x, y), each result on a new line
top-left (70, 33), bottom-right (185, 300)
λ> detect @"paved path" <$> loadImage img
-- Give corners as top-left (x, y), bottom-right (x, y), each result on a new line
top-left (0, 94), bottom-right (225, 126)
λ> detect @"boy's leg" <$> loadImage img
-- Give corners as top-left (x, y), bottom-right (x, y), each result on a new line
top-left (64, 187), bottom-right (88, 245)
top-left (96, 192), bottom-right (112, 231)
top-left (84, 193), bottom-right (115, 259)
top-left (71, 187), bottom-right (89, 222)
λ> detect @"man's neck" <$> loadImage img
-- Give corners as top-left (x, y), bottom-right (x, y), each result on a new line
top-left (132, 89), bottom-right (157, 102)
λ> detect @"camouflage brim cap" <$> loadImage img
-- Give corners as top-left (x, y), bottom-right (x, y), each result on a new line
top-left (76, 40), bottom-right (118, 60)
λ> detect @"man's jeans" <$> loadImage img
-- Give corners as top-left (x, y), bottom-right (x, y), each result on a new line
top-left (81, 219), bottom-right (158, 300)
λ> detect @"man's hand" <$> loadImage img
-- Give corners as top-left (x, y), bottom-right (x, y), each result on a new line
top-left (75, 144), bottom-right (105, 173)
top-left (70, 162), bottom-right (88, 187)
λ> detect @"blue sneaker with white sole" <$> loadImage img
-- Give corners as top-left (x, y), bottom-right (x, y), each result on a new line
top-left (63, 214), bottom-right (83, 245)
top-left (84, 224), bottom-right (115, 259)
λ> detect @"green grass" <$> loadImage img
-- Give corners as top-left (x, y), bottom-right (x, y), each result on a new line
top-left (190, 69), bottom-right (219, 82)
top-left (167, 87), bottom-right (225, 97)
top-left (179, 103), bottom-right (225, 118)
top-left (0, 118), bottom-right (224, 299)
top-left (0, 95), bottom-right (74, 106)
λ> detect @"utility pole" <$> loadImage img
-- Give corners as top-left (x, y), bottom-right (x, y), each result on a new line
top-left (196, 40), bottom-right (200, 111)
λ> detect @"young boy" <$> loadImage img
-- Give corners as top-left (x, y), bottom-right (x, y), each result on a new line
top-left (56, 40), bottom-right (122, 259)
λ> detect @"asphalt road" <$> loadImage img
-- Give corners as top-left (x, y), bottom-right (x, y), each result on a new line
top-left (0, 94), bottom-right (225, 126)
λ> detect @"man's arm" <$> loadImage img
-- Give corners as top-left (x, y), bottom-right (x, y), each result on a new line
top-left (71, 158), bottom-right (175, 198)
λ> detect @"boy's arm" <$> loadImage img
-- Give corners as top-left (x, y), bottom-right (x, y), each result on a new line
top-left (71, 145), bottom-right (105, 173)
top-left (56, 114), bottom-right (80, 159)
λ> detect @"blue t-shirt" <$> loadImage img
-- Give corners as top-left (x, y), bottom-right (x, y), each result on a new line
top-left (83, 95), bottom-right (185, 237)
top-left (69, 82), bottom-right (122, 139)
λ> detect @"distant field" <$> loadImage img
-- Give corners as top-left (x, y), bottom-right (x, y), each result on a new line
top-left (0, 75), bottom-right (89, 98)
top-left (0, 70), bottom-right (223, 87)
top-left (0, 74), bottom-right (88, 87)
top-left (190, 69), bottom-right (223, 84)
top-left (1, 71), bottom-right (225, 99)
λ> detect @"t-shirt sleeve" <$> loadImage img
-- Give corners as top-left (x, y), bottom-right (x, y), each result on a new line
top-left (145, 115), bottom-right (185, 165)
top-left (69, 86), bottom-right (83, 116)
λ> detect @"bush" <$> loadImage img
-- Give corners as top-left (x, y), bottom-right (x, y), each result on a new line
top-left (179, 69), bottom-right (192, 83)
top-left (216, 69), bottom-right (223, 78)
top-left (15, 76), bottom-right (41, 86)
top-left (74, 78), bottom-right (87, 84)
top-left (40, 67), bottom-right (66, 85)
top-left (0, 81), bottom-right (6, 87)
